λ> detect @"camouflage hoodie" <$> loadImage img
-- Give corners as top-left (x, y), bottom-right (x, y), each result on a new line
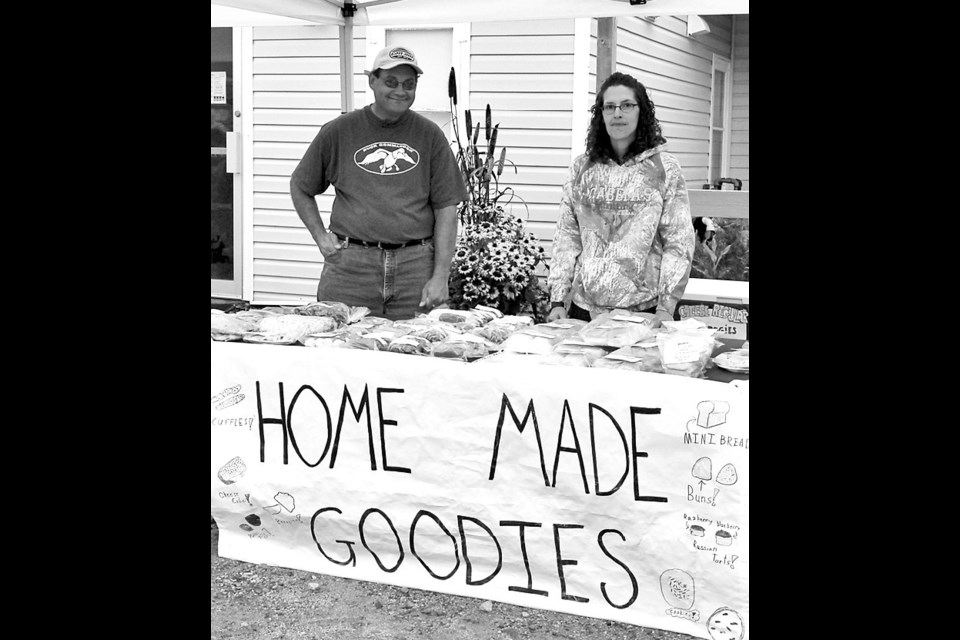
top-left (548, 145), bottom-right (695, 318)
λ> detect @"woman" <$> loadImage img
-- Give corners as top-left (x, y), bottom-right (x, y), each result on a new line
top-left (546, 72), bottom-right (695, 327)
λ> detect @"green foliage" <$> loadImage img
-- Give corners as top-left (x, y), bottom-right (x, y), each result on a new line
top-left (691, 218), bottom-right (749, 281)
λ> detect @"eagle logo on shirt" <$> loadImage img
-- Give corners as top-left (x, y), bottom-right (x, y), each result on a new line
top-left (354, 142), bottom-right (420, 175)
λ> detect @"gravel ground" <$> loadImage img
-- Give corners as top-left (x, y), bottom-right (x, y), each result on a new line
top-left (211, 520), bottom-right (701, 640)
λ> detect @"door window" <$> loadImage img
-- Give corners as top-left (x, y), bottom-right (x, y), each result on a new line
top-left (211, 27), bottom-right (241, 297)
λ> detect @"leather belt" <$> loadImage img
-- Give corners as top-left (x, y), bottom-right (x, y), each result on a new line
top-left (335, 233), bottom-right (432, 250)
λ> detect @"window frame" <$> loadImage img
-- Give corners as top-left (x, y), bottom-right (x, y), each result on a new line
top-left (707, 54), bottom-right (733, 186)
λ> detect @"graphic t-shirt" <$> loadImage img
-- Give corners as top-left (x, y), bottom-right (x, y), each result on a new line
top-left (291, 106), bottom-right (466, 244)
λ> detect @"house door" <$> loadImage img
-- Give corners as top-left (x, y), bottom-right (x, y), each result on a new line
top-left (211, 27), bottom-right (242, 298)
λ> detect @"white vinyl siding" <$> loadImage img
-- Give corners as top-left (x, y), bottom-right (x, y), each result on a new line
top-left (468, 19), bottom-right (577, 253)
top-left (614, 15), bottom-right (734, 192)
top-left (730, 14), bottom-right (749, 191)
top-left (248, 24), bottom-right (367, 303)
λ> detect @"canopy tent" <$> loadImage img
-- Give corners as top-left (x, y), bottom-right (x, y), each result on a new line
top-left (212, 0), bottom-right (748, 110)
top-left (212, 0), bottom-right (748, 25)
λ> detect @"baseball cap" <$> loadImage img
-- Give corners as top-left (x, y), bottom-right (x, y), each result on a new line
top-left (365, 46), bottom-right (424, 76)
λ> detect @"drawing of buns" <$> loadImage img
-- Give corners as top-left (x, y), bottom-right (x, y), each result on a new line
top-left (716, 463), bottom-right (738, 485)
top-left (217, 456), bottom-right (247, 484)
top-left (695, 401), bottom-right (729, 428)
top-left (706, 607), bottom-right (744, 640)
top-left (716, 530), bottom-right (732, 546)
top-left (659, 569), bottom-right (695, 610)
top-left (691, 457), bottom-right (712, 480)
top-left (690, 525), bottom-right (705, 537)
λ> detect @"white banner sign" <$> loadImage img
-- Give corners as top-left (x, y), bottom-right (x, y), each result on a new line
top-left (211, 342), bottom-right (749, 639)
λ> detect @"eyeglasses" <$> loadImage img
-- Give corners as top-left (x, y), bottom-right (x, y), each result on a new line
top-left (383, 76), bottom-right (418, 91)
top-left (600, 102), bottom-right (638, 115)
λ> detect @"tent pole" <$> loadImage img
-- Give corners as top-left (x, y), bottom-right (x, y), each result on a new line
top-left (596, 17), bottom-right (616, 91)
top-left (339, 17), bottom-right (354, 113)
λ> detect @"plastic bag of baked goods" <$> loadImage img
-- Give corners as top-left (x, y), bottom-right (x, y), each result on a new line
top-left (474, 350), bottom-right (548, 366)
top-left (471, 315), bottom-right (535, 344)
top-left (294, 301), bottom-right (352, 324)
top-left (386, 334), bottom-right (433, 356)
top-left (301, 328), bottom-right (354, 349)
top-left (593, 339), bottom-right (663, 373)
top-left (425, 308), bottom-right (488, 330)
top-left (257, 314), bottom-right (340, 343)
top-left (655, 322), bottom-right (721, 378)
top-left (212, 310), bottom-right (264, 341)
top-left (578, 310), bottom-right (656, 348)
top-left (393, 317), bottom-right (459, 343)
top-left (499, 319), bottom-right (588, 355)
top-left (430, 333), bottom-right (494, 361)
top-left (541, 340), bottom-right (612, 368)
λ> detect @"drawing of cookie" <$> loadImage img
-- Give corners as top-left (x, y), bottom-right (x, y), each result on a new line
top-left (716, 530), bottom-right (732, 546)
top-left (706, 607), bottom-right (744, 640)
top-left (716, 463), bottom-right (738, 485)
top-left (245, 514), bottom-right (261, 527)
top-left (659, 569), bottom-right (695, 610)
top-left (690, 525), bottom-right (705, 537)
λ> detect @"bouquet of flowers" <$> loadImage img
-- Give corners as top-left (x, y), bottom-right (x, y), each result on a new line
top-left (446, 68), bottom-right (549, 319)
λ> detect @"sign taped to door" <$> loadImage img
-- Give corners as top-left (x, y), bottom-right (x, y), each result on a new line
top-left (211, 71), bottom-right (227, 104)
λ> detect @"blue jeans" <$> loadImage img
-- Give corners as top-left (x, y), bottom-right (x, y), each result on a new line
top-left (316, 241), bottom-right (435, 321)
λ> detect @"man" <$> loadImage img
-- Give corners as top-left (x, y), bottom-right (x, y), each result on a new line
top-left (290, 45), bottom-right (467, 320)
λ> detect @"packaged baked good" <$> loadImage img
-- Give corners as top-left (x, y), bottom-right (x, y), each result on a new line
top-left (386, 334), bottom-right (433, 355)
top-left (241, 332), bottom-right (299, 345)
top-left (579, 310), bottom-right (656, 348)
top-left (541, 340), bottom-right (611, 368)
top-left (211, 311), bottom-right (262, 339)
top-left (468, 305), bottom-right (504, 324)
top-left (655, 327), bottom-right (721, 378)
top-left (471, 315), bottom-right (533, 344)
top-left (301, 329), bottom-right (354, 348)
top-left (473, 350), bottom-right (548, 366)
top-left (349, 316), bottom-right (395, 332)
top-left (425, 308), bottom-right (487, 331)
top-left (343, 333), bottom-right (391, 351)
top-left (390, 316), bottom-right (455, 343)
top-left (499, 319), bottom-right (587, 355)
top-left (430, 333), bottom-right (496, 361)
top-left (294, 300), bottom-right (352, 324)
top-left (593, 340), bottom-right (663, 373)
top-left (258, 314), bottom-right (340, 343)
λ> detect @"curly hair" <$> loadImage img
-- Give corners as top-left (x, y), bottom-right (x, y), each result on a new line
top-left (585, 72), bottom-right (666, 165)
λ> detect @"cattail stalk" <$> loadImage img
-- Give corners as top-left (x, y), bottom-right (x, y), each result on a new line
top-left (448, 67), bottom-right (457, 105)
